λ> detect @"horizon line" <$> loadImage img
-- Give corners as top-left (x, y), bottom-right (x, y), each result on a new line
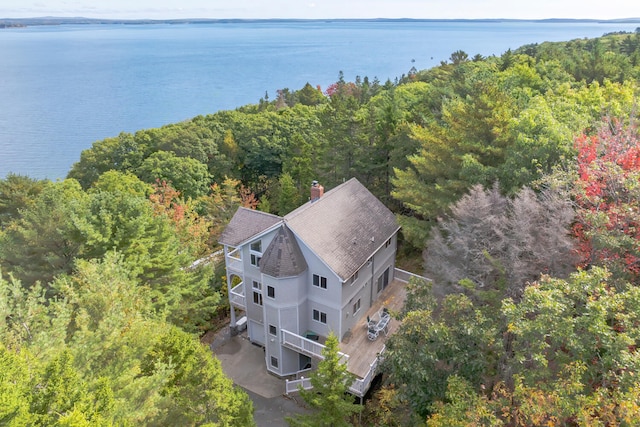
top-left (3, 16), bottom-right (640, 22)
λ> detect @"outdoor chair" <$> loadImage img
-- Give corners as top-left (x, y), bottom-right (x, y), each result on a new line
top-left (367, 315), bottom-right (377, 329)
top-left (367, 327), bottom-right (379, 341)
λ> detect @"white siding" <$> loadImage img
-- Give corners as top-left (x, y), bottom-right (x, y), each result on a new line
top-left (237, 228), bottom-right (279, 340)
top-left (340, 232), bottom-right (398, 337)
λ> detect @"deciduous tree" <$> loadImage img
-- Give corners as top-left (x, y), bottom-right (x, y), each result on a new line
top-left (384, 278), bottom-right (500, 419)
top-left (572, 118), bottom-right (640, 284)
top-left (138, 150), bottom-right (211, 200)
top-left (0, 174), bottom-right (48, 228)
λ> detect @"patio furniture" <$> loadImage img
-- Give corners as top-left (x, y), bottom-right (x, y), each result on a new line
top-left (367, 326), bottom-right (379, 341)
top-left (376, 313), bottom-right (390, 336)
top-left (367, 315), bottom-right (377, 329)
top-left (305, 331), bottom-right (319, 341)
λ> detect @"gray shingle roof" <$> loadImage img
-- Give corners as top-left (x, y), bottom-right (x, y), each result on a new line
top-left (284, 178), bottom-right (399, 280)
top-left (218, 207), bottom-right (282, 247)
top-left (260, 225), bottom-right (308, 278)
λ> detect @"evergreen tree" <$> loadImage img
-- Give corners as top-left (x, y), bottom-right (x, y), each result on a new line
top-left (0, 179), bottom-right (88, 290)
top-left (0, 343), bottom-right (34, 425)
top-left (277, 172), bottom-right (301, 215)
top-left (287, 332), bottom-right (361, 427)
top-left (296, 82), bottom-right (326, 106)
top-left (141, 325), bottom-right (255, 426)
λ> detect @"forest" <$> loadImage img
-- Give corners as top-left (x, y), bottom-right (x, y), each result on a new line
top-left (1, 29), bottom-right (640, 425)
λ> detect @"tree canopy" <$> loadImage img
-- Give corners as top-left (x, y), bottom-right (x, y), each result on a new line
top-left (4, 30), bottom-right (640, 426)
top-left (0, 254), bottom-right (253, 426)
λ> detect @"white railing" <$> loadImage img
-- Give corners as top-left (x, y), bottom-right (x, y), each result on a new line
top-left (226, 247), bottom-right (243, 272)
top-left (348, 346), bottom-right (385, 397)
top-left (394, 267), bottom-right (431, 283)
top-left (229, 281), bottom-right (246, 309)
top-left (285, 377), bottom-right (312, 394)
top-left (285, 348), bottom-right (385, 397)
top-left (296, 367), bottom-right (313, 379)
top-left (281, 329), bottom-right (349, 361)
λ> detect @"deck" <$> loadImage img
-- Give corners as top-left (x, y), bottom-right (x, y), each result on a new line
top-left (340, 278), bottom-right (407, 379)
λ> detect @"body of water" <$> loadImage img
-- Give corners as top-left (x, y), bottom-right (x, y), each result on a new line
top-left (1, 20), bottom-right (638, 179)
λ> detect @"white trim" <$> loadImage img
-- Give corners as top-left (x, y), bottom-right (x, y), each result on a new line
top-left (267, 285), bottom-right (276, 299)
top-left (312, 308), bottom-right (327, 324)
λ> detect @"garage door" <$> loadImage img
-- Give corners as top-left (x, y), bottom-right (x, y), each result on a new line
top-left (248, 320), bottom-right (265, 346)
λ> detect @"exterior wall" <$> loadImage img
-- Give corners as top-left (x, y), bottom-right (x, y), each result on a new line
top-left (262, 276), bottom-right (305, 376)
top-left (371, 233), bottom-right (397, 298)
top-left (230, 228), bottom-right (279, 346)
top-left (295, 240), bottom-right (343, 338)
top-left (340, 232), bottom-right (398, 338)
top-left (340, 270), bottom-right (373, 339)
top-left (299, 244), bottom-right (342, 307)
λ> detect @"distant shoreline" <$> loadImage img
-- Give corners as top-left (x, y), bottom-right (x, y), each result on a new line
top-left (2, 16), bottom-right (640, 28)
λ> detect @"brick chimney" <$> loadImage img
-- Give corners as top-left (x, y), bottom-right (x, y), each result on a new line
top-left (310, 180), bottom-right (324, 202)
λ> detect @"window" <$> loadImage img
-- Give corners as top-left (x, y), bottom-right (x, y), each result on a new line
top-left (250, 254), bottom-right (261, 267)
top-left (353, 298), bottom-right (361, 314)
top-left (253, 281), bottom-right (263, 305)
top-left (313, 309), bottom-right (327, 324)
top-left (377, 267), bottom-right (390, 293)
top-left (385, 238), bottom-right (392, 248)
top-left (250, 240), bottom-right (262, 252)
top-left (250, 240), bottom-right (262, 266)
top-left (253, 291), bottom-right (263, 306)
top-left (267, 285), bottom-right (275, 299)
top-left (269, 324), bottom-right (277, 336)
top-left (270, 356), bottom-right (278, 368)
top-left (348, 270), bottom-right (359, 285)
top-left (312, 274), bottom-right (327, 289)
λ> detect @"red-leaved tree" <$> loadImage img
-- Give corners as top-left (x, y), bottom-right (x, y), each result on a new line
top-left (573, 117), bottom-right (640, 283)
top-left (150, 179), bottom-right (210, 257)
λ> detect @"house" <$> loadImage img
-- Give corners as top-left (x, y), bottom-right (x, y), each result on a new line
top-left (219, 178), bottom-right (405, 396)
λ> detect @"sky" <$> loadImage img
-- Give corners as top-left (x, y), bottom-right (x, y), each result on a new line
top-left (1, 0), bottom-right (639, 20)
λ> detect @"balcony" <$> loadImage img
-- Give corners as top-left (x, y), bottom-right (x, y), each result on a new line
top-left (225, 247), bottom-right (243, 273)
top-left (281, 329), bottom-right (348, 361)
top-left (230, 281), bottom-right (246, 309)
